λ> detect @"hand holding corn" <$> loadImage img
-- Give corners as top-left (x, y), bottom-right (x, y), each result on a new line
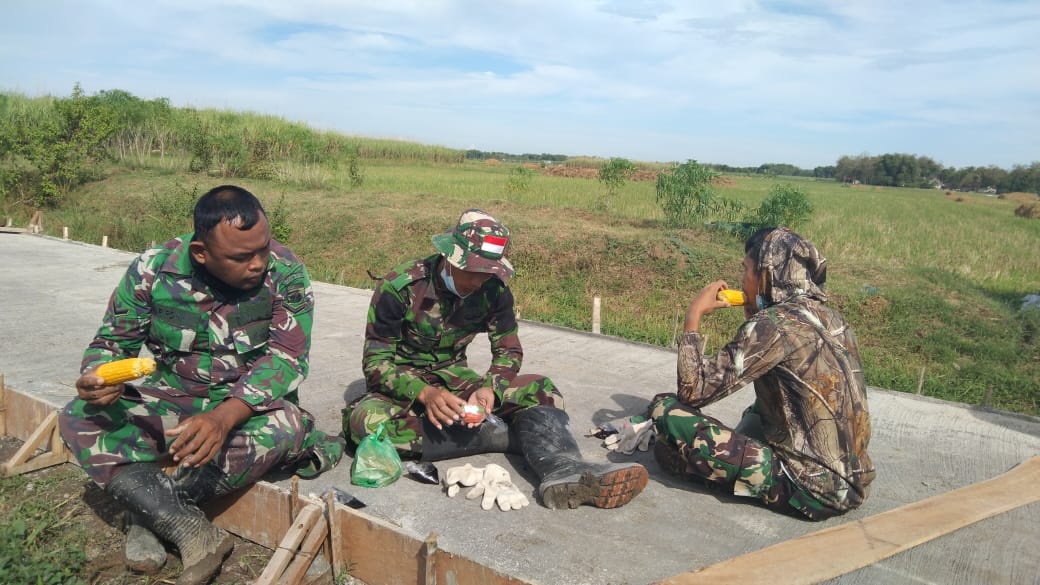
top-left (716, 289), bottom-right (746, 306)
top-left (76, 357), bottom-right (156, 407)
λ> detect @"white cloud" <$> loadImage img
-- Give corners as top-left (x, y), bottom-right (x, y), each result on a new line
top-left (1, 0), bottom-right (1037, 168)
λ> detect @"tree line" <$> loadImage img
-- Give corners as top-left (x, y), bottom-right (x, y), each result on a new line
top-left (2, 85), bottom-right (1037, 211)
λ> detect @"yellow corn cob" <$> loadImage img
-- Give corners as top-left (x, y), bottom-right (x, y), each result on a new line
top-left (95, 357), bottom-right (156, 385)
top-left (716, 289), bottom-right (746, 306)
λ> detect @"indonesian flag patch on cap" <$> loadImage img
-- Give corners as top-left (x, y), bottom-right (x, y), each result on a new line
top-left (481, 234), bottom-right (508, 256)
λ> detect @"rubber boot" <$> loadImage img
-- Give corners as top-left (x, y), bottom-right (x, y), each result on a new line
top-left (513, 406), bottom-right (648, 509)
top-left (123, 465), bottom-right (233, 575)
top-left (107, 463), bottom-right (235, 585)
top-left (172, 464), bottom-right (237, 505)
top-left (420, 415), bottom-right (518, 461)
top-left (124, 512), bottom-right (166, 574)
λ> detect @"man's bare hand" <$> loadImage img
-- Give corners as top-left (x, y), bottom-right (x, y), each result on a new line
top-left (418, 386), bottom-right (465, 429)
top-left (684, 280), bottom-right (731, 333)
top-left (466, 387), bottom-right (496, 428)
top-left (166, 399), bottom-right (251, 467)
top-left (75, 370), bottom-right (125, 407)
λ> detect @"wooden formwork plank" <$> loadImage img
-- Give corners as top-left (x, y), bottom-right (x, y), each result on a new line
top-left (208, 482), bottom-right (295, 549)
top-left (0, 410), bottom-right (69, 477)
top-left (654, 456), bottom-right (1040, 585)
top-left (255, 504), bottom-right (325, 585)
top-left (1, 384), bottom-right (57, 441)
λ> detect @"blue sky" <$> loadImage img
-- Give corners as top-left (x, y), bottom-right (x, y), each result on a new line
top-left (1, 0), bottom-right (1038, 169)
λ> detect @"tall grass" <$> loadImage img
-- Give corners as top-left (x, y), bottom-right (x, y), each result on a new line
top-left (3, 89), bottom-right (1037, 416)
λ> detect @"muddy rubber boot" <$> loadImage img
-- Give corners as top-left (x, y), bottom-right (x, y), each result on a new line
top-left (124, 512), bottom-right (166, 574)
top-left (513, 406), bottom-right (648, 509)
top-left (107, 463), bottom-right (235, 585)
top-left (172, 464), bottom-right (237, 506)
top-left (420, 415), bottom-right (518, 461)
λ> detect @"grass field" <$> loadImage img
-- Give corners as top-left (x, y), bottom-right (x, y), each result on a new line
top-left (6, 157), bottom-right (1039, 416)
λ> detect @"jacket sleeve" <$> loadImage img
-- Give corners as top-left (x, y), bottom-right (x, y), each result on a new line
top-left (362, 281), bottom-right (429, 401)
top-left (484, 286), bottom-right (522, 393)
top-left (229, 263), bottom-right (314, 408)
top-left (81, 253), bottom-right (155, 373)
top-left (676, 315), bottom-right (786, 407)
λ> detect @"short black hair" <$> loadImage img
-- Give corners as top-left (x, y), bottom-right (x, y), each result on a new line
top-left (744, 227), bottom-right (777, 265)
top-left (193, 185), bottom-right (266, 242)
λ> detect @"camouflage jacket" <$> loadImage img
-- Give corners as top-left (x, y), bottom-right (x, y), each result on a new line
top-left (363, 254), bottom-right (522, 401)
top-left (676, 229), bottom-right (875, 511)
top-left (82, 234), bottom-right (315, 410)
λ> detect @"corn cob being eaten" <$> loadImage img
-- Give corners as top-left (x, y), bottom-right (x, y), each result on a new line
top-left (716, 289), bottom-right (747, 306)
top-left (95, 357), bottom-right (156, 385)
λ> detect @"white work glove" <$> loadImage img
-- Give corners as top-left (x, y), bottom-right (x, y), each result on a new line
top-left (604, 418), bottom-right (654, 455)
top-left (466, 463), bottom-right (529, 511)
top-left (443, 463), bottom-right (485, 498)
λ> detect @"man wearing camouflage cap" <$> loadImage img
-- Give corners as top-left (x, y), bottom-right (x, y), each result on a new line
top-left (344, 209), bottom-right (648, 509)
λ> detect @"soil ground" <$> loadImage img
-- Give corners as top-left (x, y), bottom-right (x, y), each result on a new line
top-left (0, 436), bottom-right (364, 585)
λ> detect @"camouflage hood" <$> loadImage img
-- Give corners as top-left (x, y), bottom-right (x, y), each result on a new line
top-left (757, 228), bottom-right (827, 305)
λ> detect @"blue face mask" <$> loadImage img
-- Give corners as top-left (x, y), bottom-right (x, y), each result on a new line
top-left (441, 264), bottom-right (470, 298)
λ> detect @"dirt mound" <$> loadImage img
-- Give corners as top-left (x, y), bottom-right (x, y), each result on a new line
top-left (540, 166), bottom-right (659, 181)
top-left (1000, 191), bottom-right (1039, 204)
top-left (1014, 202), bottom-right (1040, 219)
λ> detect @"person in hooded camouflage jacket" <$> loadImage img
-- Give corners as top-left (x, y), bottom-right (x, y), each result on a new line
top-left (58, 185), bottom-right (343, 584)
top-left (343, 209), bottom-right (648, 510)
top-left (649, 227), bottom-right (875, 520)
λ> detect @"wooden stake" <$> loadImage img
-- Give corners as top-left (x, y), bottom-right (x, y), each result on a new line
top-left (592, 296), bottom-right (601, 334)
top-left (254, 503), bottom-right (324, 585)
top-left (420, 532), bottom-right (438, 585)
top-left (101, 235), bottom-right (109, 248)
top-left (916, 367), bottom-right (925, 395)
top-left (323, 491), bottom-right (339, 581)
top-left (62, 226), bottom-right (69, 240)
top-left (0, 373), bottom-right (6, 438)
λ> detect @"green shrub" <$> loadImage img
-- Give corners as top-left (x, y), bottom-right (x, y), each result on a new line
top-left (748, 183), bottom-right (814, 229)
top-left (506, 165), bottom-right (534, 194)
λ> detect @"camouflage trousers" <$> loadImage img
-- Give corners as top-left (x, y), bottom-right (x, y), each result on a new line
top-left (59, 384), bottom-right (344, 488)
top-left (650, 393), bottom-right (835, 520)
top-left (343, 367), bottom-right (563, 454)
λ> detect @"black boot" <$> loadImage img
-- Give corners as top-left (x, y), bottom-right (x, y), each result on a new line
top-left (513, 406), bottom-right (648, 509)
top-left (172, 464), bottom-right (237, 505)
top-left (420, 415), bottom-right (518, 461)
top-left (124, 512), bottom-right (166, 574)
top-left (124, 465), bottom-right (233, 575)
top-left (107, 463), bottom-right (234, 585)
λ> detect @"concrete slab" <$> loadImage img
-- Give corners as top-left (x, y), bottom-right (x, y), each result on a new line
top-left (1, 233), bottom-right (1038, 585)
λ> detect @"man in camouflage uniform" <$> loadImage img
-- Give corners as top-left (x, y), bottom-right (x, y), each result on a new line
top-left (343, 209), bottom-right (647, 509)
top-left (650, 227), bottom-right (875, 520)
top-left (58, 185), bottom-right (343, 584)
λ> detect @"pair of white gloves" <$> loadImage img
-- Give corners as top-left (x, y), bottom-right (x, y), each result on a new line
top-left (602, 418), bottom-right (654, 455)
top-left (443, 463), bottom-right (529, 511)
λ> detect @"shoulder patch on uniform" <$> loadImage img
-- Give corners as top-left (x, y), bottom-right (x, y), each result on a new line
top-left (283, 279), bottom-right (310, 314)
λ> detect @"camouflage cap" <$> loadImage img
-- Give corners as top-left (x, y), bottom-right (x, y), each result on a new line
top-left (432, 209), bottom-right (515, 279)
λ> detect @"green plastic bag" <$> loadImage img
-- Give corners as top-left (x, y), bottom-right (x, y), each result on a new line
top-left (350, 423), bottom-right (403, 488)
